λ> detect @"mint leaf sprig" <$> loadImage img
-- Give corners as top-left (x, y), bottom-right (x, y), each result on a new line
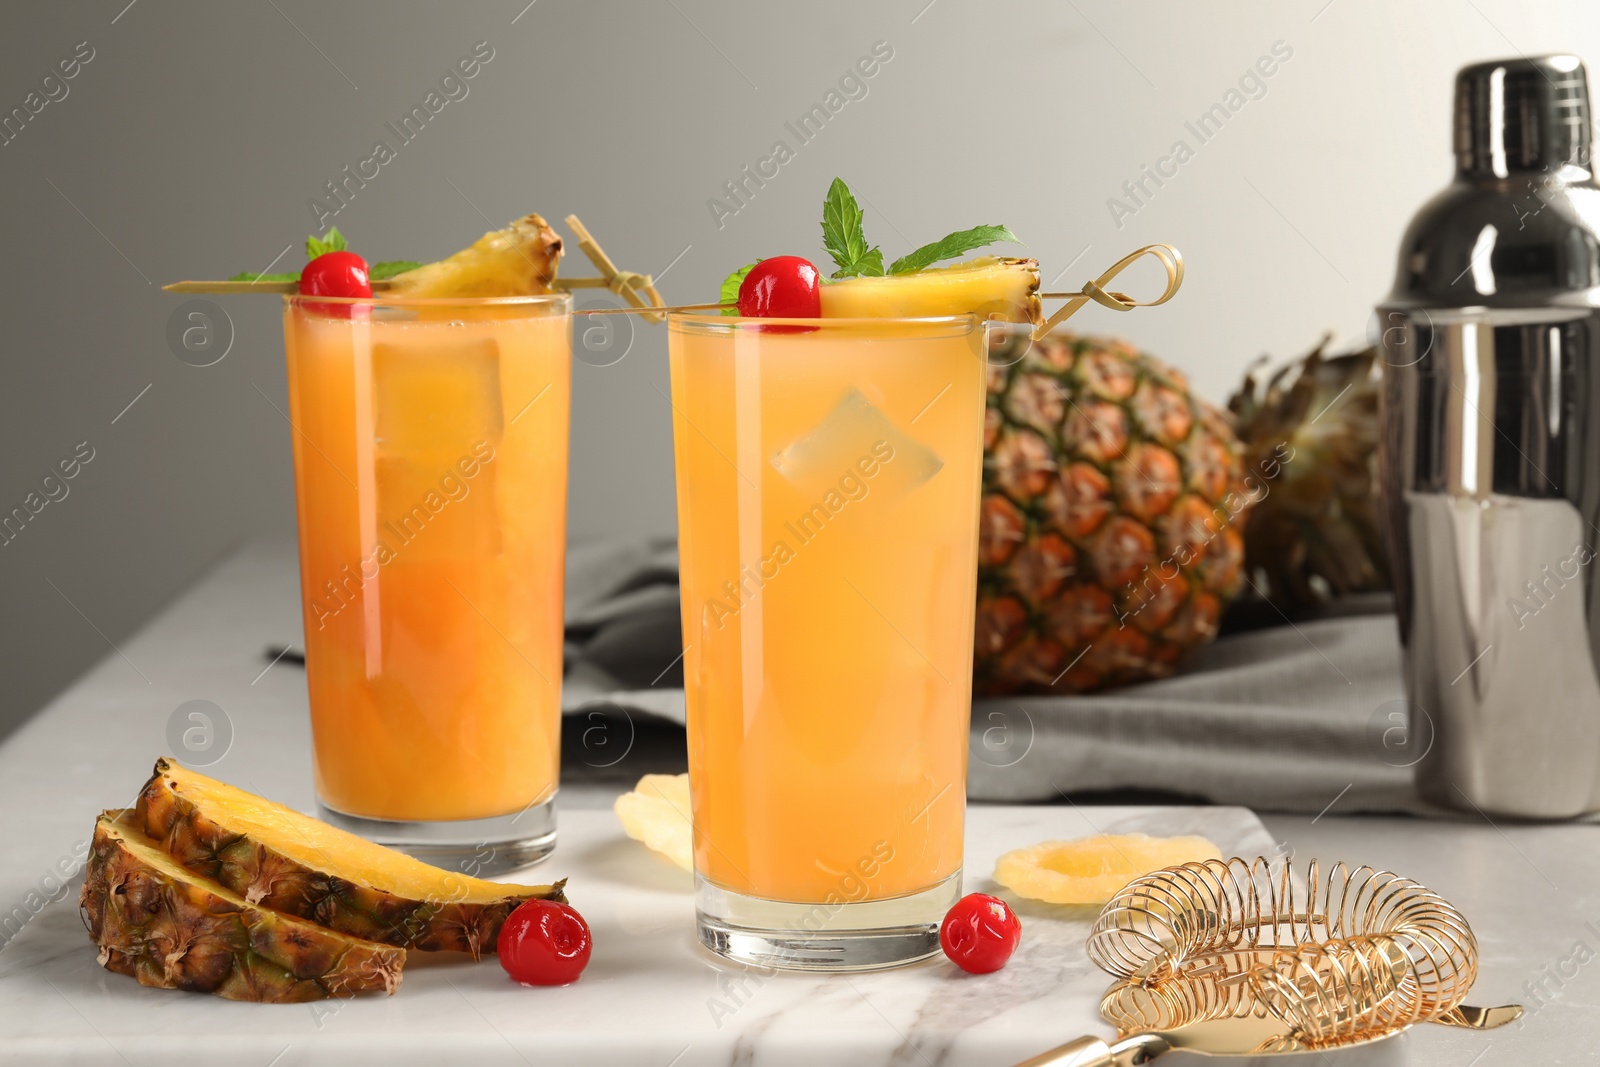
top-left (819, 178), bottom-right (1020, 279)
top-left (306, 227), bottom-right (348, 258)
top-left (370, 260), bottom-right (422, 280)
top-left (719, 262), bottom-right (758, 315)
top-left (229, 228), bottom-right (421, 284)
top-left (228, 270), bottom-right (300, 283)
top-left (820, 178), bottom-right (884, 279)
top-left (889, 224), bottom-right (1020, 275)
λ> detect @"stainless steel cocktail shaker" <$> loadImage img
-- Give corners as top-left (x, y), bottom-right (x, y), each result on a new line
top-left (1379, 55), bottom-right (1600, 818)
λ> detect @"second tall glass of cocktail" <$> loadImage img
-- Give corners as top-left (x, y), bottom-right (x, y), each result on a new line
top-left (668, 312), bottom-right (986, 970)
top-left (283, 292), bottom-right (571, 874)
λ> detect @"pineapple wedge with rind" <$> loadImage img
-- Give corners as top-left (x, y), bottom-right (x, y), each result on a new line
top-left (994, 832), bottom-right (1222, 905)
top-left (136, 758), bottom-right (566, 957)
top-left (385, 212), bottom-right (563, 297)
top-left (82, 811), bottom-right (404, 1002)
top-left (820, 256), bottom-right (1041, 324)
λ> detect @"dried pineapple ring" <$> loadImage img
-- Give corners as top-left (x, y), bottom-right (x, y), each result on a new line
top-left (994, 833), bottom-right (1222, 905)
top-left (614, 773), bottom-right (693, 872)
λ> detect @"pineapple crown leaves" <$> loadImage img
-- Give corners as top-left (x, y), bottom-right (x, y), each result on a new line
top-left (1227, 333), bottom-right (1381, 450)
top-left (820, 177), bottom-right (1020, 279)
top-left (228, 227), bottom-right (420, 283)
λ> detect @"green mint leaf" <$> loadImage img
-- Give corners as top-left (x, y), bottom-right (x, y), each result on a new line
top-left (888, 225), bottom-right (1020, 275)
top-left (719, 261), bottom-right (758, 315)
top-left (369, 260), bottom-right (422, 280)
top-left (820, 178), bottom-right (882, 278)
top-left (228, 271), bottom-right (300, 283)
top-left (306, 226), bottom-right (348, 259)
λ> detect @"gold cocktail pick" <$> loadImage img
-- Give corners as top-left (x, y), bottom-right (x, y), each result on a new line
top-left (475, 243), bottom-right (1187, 335)
top-left (164, 228), bottom-right (1183, 336)
top-left (555, 214), bottom-right (667, 323)
top-left (1033, 242), bottom-right (1183, 339)
top-left (162, 214), bottom-right (666, 310)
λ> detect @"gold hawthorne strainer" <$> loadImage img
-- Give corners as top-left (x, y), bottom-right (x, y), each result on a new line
top-left (1013, 857), bottom-right (1522, 1066)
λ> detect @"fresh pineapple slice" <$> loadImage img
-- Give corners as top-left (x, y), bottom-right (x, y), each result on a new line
top-left (994, 832), bottom-right (1222, 905)
top-left (385, 212), bottom-right (563, 297)
top-left (819, 256), bottom-right (1041, 324)
top-left (82, 811), bottom-right (405, 1002)
top-left (614, 772), bottom-right (692, 872)
top-left (137, 758), bottom-right (566, 957)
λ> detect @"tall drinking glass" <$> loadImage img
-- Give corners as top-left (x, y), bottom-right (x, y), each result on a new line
top-left (282, 293), bottom-right (571, 874)
top-left (667, 312), bottom-right (986, 970)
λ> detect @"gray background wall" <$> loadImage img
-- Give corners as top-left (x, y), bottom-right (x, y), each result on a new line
top-left (1, 0), bottom-right (1596, 738)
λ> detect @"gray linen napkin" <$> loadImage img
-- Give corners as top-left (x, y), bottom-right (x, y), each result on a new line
top-left (561, 539), bottom-right (1447, 816)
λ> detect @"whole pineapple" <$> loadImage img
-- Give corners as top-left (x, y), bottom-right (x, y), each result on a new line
top-left (1226, 336), bottom-right (1387, 613)
top-left (975, 332), bottom-right (1250, 694)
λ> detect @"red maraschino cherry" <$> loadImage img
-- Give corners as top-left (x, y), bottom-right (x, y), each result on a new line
top-left (940, 893), bottom-right (1021, 974)
top-left (497, 899), bottom-right (593, 987)
top-left (737, 256), bottom-right (821, 319)
top-left (300, 251), bottom-right (373, 300)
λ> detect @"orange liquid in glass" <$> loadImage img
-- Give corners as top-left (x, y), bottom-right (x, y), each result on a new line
top-left (669, 317), bottom-right (984, 903)
top-left (284, 303), bottom-right (569, 822)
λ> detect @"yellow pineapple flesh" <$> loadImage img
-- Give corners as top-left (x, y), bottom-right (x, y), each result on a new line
top-left (138, 758), bottom-right (565, 956)
top-left (82, 811), bottom-right (404, 1002)
top-left (614, 773), bottom-right (692, 872)
top-left (385, 212), bottom-right (563, 297)
top-left (819, 256), bottom-right (1041, 323)
top-left (994, 832), bottom-right (1223, 905)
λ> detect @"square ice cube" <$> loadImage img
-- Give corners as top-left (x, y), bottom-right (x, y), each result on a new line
top-left (371, 333), bottom-right (503, 560)
top-left (770, 388), bottom-right (943, 500)
top-left (373, 334), bottom-right (502, 461)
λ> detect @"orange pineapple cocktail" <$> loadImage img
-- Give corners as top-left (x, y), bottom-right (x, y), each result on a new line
top-left (669, 312), bottom-right (986, 969)
top-left (284, 292), bottom-right (571, 870)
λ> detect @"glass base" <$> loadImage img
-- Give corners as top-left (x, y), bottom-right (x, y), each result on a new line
top-left (317, 793), bottom-right (557, 877)
top-left (696, 869), bottom-right (962, 972)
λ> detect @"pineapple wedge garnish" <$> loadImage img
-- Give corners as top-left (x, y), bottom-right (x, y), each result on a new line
top-left (82, 811), bottom-right (405, 1001)
top-left (820, 256), bottom-right (1041, 324)
top-left (385, 212), bottom-right (563, 297)
top-left (137, 758), bottom-right (566, 957)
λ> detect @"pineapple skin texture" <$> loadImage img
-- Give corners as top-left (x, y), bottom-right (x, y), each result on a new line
top-left (976, 333), bottom-right (1250, 694)
top-left (136, 759), bottom-right (566, 957)
top-left (81, 814), bottom-right (403, 1002)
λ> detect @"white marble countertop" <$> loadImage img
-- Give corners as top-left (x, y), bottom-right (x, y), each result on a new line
top-left (0, 541), bottom-right (1594, 1065)
top-left (2, 804), bottom-right (1276, 1066)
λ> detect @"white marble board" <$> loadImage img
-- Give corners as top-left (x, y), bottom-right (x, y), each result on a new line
top-left (0, 804), bottom-right (1279, 1066)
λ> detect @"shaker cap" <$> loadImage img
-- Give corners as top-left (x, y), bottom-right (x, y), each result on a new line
top-left (1455, 55), bottom-right (1591, 177)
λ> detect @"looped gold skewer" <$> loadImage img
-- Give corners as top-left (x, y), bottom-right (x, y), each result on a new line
top-left (1033, 242), bottom-right (1184, 339)
top-left (581, 244), bottom-right (1188, 324)
top-left (161, 214), bottom-right (667, 310)
top-left (558, 215), bottom-right (666, 322)
top-left (164, 240), bottom-right (1184, 338)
